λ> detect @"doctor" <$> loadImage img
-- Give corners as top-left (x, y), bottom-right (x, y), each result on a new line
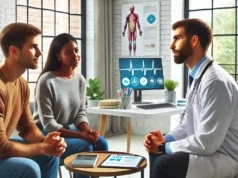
top-left (144, 18), bottom-right (238, 178)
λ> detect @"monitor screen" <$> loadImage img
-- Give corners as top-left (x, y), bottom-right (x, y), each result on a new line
top-left (119, 57), bottom-right (164, 90)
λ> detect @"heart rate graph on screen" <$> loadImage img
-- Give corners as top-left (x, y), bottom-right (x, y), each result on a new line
top-left (119, 57), bottom-right (164, 90)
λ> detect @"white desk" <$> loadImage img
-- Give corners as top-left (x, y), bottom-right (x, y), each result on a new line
top-left (87, 104), bottom-right (185, 153)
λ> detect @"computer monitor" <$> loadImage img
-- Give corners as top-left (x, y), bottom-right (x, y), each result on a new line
top-left (119, 57), bottom-right (164, 104)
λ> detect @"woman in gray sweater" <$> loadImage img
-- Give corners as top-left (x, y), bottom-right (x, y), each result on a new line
top-left (33, 33), bottom-right (108, 178)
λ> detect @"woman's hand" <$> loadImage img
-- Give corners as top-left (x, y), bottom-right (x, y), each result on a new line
top-left (79, 129), bottom-right (99, 146)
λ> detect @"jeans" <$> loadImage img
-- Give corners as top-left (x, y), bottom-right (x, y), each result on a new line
top-left (0, 138), bottom-right (59, 178)
top-left (39, 124), bottom-right (109, 178)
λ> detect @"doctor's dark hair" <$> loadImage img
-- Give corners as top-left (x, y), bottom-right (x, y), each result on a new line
top-left (0, 22), bottom-right (41, 57)
top-left (172, 18), bottom-right (213, 51)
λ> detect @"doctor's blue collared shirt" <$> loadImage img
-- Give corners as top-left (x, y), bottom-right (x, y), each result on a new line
top-left (164, 56), bottom-right (208, 155)
top-left (190, 55), bottom-right (208, 79)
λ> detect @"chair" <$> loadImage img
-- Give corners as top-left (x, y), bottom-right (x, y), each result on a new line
top-left (29, 102), bottom-right (72, 178)
top-left (59, 158), bottom-right (72, 178)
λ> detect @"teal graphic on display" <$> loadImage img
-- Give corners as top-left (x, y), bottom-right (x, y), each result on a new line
top-left (147, 14), bottom-right (156, 24)
top-left (119, 57), bottom-right (164, 90)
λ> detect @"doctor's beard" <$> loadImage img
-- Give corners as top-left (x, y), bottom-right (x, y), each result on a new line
top-left (173, 40), bottom-right (193, 64)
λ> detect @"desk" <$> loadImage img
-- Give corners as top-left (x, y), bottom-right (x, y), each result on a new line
top-left (64, 151), bottom-right (147, 178)
top-left (87, 104), bottom-right (185, 153)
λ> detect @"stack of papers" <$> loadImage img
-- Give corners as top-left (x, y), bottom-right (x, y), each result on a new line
top-left (98, 99), bottom-right (121, 109)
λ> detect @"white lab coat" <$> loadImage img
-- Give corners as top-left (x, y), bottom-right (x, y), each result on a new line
top-left (167, 57), bottom-right (238, 178)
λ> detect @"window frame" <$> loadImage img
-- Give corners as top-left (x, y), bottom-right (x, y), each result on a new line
top-left (184, 0), bottom-right (238, 97)
top-left (15, 0), bottom-right (87, 85)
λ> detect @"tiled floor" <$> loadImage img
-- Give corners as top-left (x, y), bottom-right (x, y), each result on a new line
top-left (60, 134), bottom-right (149, 178)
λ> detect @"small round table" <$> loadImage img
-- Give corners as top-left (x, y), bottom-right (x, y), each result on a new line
top-left (64, 151), bottom-right (147, 178)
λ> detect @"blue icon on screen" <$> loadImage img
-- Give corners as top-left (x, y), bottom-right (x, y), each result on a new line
top-left (147, 14), bottom-right (156, 24)
top-left (122, 78), bottom-right (130, 86)
top-left (131, 77), bottom-right (139, 86)
top-left (140, 77), bottom-right (147, 86)
top-left (149, 77), bottom-right (156, 85)
top-left (157, 77), bottom-right (164, 85)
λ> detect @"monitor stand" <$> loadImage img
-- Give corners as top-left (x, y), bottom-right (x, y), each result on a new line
top-left (133, 90), bottom-right (153, 104)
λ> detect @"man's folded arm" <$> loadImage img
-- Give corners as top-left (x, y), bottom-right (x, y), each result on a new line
top-left (0, 118), bottom-right (44, 159)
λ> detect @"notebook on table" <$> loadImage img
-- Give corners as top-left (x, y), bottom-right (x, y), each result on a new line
top-left (72, 155), bottom-right (99, 168)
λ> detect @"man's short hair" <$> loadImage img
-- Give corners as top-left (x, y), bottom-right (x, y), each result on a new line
top-left (0, 22), bottom-right (42, 57)
top-left (172, 18), bottom-right (213, 51)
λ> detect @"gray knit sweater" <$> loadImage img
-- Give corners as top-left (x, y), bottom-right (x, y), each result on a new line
top-left (33, 71), bottom-right (88, 133)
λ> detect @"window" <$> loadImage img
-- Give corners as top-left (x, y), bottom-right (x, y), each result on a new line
top-left (16, 0), bottom-right (86, 99)
top-left (184, 0), bottom-right (238, 95)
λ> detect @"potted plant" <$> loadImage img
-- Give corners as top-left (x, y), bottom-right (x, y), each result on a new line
top-left (163, 79), bottom-right (180, 103)
top-left (86, 77), bottom-right (106, 107)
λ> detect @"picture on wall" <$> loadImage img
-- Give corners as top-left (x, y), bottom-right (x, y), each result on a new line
top-left (121, 1), bottom-right (160, 57)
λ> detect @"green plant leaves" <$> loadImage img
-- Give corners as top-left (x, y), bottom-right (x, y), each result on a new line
top-left (163, 79), bottom-right (180, 91)
top-left (86, 77), bottom-right (106, 100)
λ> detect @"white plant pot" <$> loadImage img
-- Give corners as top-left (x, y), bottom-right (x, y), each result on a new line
top-left (87, 99), bottom-right (100, 107)
top-left (164, 91), bottom-right (176, 103)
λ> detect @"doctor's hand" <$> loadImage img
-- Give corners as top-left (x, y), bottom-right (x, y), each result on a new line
top-left (149, 130), bottom-right (165, 142)
top-left (143, 133), bottom-right (153, 152)
top-left (143, 130), bottom-right (166, 153)
top-left (149, 130), bottom-right (166, 154)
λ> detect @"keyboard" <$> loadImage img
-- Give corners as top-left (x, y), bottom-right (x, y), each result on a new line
top-left (136, 103), bottom-right (176, 110)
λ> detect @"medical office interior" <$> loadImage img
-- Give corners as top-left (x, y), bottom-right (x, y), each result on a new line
top-left (0, 0), bottom-right (237, 178)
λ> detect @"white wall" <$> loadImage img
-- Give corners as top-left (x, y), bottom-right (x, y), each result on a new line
top-left (170, 0), bottom-right (185, 131)
top-left (0, 0), bottom-right (16, 61)
top-left (86, 0), bottom-right (95, 79)
top-left (86, 0), bottom-right (185, 135)
top-left (113, 0), bottom-right (173, 101)
top-left (110, 0), bottom-right (184, 135)
top-left (171, 0), bottom-right (184, 100)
